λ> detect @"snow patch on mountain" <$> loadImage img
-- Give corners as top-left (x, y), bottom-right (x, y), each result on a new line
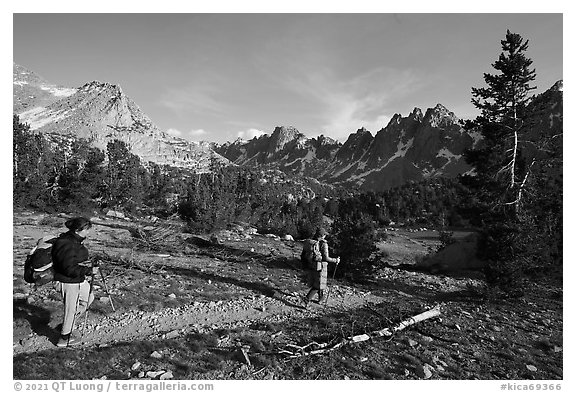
top-left (19, 107), bottom-right (74, 130)
top-left (383, 137), bottom-right (414, 166)
top-left (349, 167), bottom-right (380, 182)
top-left (436, 147), bottom-right (460, 161)
top-left (469, 130), bottom-right (483, 146)
top-left (332, 162), bottom-right (356, 178)
top-left (301, 149), bottom-right (318, 163)
top-left (39, 85), bottom-right (77, 97)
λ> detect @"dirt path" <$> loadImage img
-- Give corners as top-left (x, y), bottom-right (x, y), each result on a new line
top-left (14, 282), bottom-right (384, 354)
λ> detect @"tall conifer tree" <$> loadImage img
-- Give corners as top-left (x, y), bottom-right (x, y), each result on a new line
top-left (464, 30), bottom-right (538, 291)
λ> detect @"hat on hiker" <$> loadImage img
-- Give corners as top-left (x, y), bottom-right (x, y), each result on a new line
top-left (314, 227), bottom-right (327, 239)
top-left (65, 216), bottom-right (92, 232)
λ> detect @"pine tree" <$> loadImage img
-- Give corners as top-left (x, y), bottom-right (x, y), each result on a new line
top-left (466, 30), bottom-right (536, 218)
top-left (13, 115), bottom-right (53, 207)
top-left (463, 30), bottom-right (542, 292)
top-left (105, 139), bottom-right (145, 210)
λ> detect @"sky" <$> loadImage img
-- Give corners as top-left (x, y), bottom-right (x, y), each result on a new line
top-left (12, 13), bottom-right (563, 144)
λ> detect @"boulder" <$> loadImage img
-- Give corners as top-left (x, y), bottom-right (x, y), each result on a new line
top-left (417, 233), bottom-right (485, 272)
top-left (106, 210), bottom-right (125, 219)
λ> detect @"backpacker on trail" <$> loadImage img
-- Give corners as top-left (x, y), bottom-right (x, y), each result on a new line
top-left (301, 238), bottom-right (323, 271)
top-left (24, 235), bottom-right (56, 286)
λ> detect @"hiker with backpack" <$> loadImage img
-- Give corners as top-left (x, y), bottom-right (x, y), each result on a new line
top-left (301, 227), bottom-right (340, 308)
top-left (51, 217), bottom-right (99, 347)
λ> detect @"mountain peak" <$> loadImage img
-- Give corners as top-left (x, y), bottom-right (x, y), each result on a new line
top-left (268, 126), bottom-right (304, 152)
top-left (270, 126), bottom-right (303, 142)
top-left (551, 80), bottom-right (563, 92)
top-left (409, 107), bottom-right (423, 121)
top-left (272, 125), bottom-right (301, 137)
top-left (423, 104), bottom-right (458, 128)
top-left (14, 64), bottom-right (229, 171)
top-left (79, 80), bottom-right (123, 95)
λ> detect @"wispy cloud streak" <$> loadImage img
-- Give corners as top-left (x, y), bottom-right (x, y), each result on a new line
top-left (279, 66), bottom-right (422, 140)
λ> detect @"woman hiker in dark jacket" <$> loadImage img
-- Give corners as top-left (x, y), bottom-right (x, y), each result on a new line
top-left (52, 217), bottom-right (99, 347)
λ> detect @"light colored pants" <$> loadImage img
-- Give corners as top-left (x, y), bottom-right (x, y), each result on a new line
top-left (56, 280), bottom-right (94, 336)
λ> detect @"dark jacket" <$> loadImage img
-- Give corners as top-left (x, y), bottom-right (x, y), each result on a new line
top-left (51, 231), bottom-right (92, 283)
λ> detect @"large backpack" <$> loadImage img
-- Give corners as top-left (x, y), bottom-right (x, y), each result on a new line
top-left (301, 239), bottom-right (323, 271)
top-left (24, 236), bottom-right (56, 286)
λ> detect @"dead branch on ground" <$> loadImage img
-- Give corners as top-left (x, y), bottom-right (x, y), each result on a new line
top-left (279, 305), bottom-right (442, 358)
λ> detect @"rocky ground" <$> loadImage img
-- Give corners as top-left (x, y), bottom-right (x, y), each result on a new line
top-left (13, 210), bottom-right (563, 380)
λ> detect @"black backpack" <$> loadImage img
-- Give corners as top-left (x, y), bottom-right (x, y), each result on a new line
top-left (24, 236), bottom-right (56, 286)
top-left (300, 239), bottom-right (323, 270)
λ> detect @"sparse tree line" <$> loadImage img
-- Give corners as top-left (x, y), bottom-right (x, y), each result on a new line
top-left (13, 116), bottom-right (342, 237)
top-left (13, 31), bottom-right (562, 293)
top-left (13, 114), bottom-right (470, 235)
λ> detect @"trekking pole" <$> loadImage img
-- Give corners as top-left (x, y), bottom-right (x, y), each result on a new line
top-left (82, 260), bottom-right (97, 338)
top-left (323, 259), bottom-right (340, 309)
top-left (98, 266), bottom-right (116, 312)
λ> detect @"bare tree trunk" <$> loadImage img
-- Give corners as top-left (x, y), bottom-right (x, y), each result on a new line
top-left (279, 306), bottom-right (442, 357)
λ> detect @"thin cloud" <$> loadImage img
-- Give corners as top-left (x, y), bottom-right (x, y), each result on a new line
top-left (280, 66), bottom-right (422, 139)
top-left (189, 129), bottom-right (208, 137)
top-left (158, 72), bottom-right (229, 116)
top-left (238, 128), bottom-right (267, 140)
top-left (166, 127), bottom-right (208, 141)
top-left (166, 128), bottom-right (182, 137)
top-left (160, 87), bottom-right (225, 115)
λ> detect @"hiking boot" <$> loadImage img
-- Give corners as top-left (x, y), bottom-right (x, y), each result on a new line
top-left (56, 335), bottom-right (81, 348)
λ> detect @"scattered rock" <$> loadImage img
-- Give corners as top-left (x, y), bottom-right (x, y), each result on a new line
top-left (131, 362), bottom-right (141, 371)
top-left (150, 351), bottom-right (163, 359)
top-left (408, 338), bottom-right (418, 347)
top-left (14, 293), bottom-right (28, 300)
top-left (526, 365), bottom-right (538, 372)
top-left (146, 370), bottom-right (165, 379)
top-left (159, 371), bottom-right (174, 380)
top-left (418, 363), bottom-right (434, 379)
top-left (106, 210), bottom-right (126, 219)
top-left (167, 293), bottom-right (177, 299)
top-left (164, 330), bottom-right (179, 339)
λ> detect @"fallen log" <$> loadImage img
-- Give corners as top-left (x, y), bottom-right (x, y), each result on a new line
top-left (280, 305), bottom-right (442, 357)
